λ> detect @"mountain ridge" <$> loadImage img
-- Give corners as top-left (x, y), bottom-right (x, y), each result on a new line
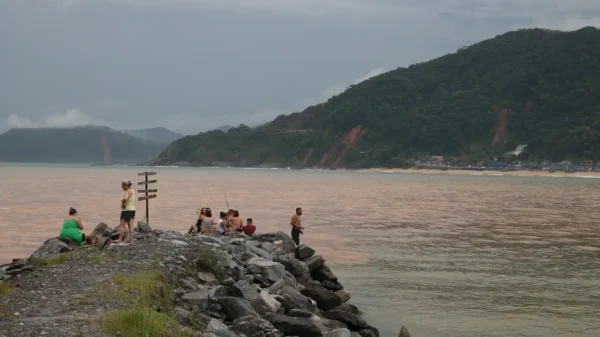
top-left (0, 125), bottom-right (167, 164)
top-left (124, 127), bottom-right (183, 144)
top-left (153, 26), bottom-right (600, 168)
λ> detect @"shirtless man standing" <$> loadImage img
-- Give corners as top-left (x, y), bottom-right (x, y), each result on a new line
top-left (290, 207), bottom-right (303, 246)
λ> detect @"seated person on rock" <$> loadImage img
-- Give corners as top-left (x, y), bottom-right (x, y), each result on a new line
top-left (230, 210), bottom-right (244, 232)
top-left (242, 218), bottom-right (256, 235)
top-left (188, 207), bottom-right (207, 234)
top-left (216, 211), bottom-right (228, 235)
top-left (60, 207), bottom-right (97, 246)
top-left (199, 208), bottom-right (215, 233)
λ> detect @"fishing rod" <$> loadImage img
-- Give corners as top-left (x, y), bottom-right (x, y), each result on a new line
top-left (299, 221), bottom-right (336, 229)
top-left (195, 189), bottom-right (231, 215)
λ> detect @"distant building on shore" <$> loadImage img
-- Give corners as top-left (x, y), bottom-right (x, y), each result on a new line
top-left (550, 161), bottom-right (582, 172)
top-left (430, 156), bottom-right (444, 165)
top-left (488, 161), bottom-right (509, 169)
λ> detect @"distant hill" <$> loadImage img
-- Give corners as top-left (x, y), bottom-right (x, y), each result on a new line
top-left (152, 27), bottom-right (600, 168)
top-left (216, 125), bottom-right (232, 133)
top-left (124, 127), bottom-right (183, 143)
top-left (0, 125), bottom-right (166, 164)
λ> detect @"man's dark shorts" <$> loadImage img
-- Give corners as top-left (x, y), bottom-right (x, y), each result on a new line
top-left (120, 210), bottom-right (136, 222)
top-left (291, 227), bottom-right (301, 246)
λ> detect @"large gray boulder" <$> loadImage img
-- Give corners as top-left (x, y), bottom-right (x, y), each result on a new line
top-left (205, 319), bottom-right (238, 337)
top-left (217, 297), bottom-right (259, 320)
top-left (398, 325), bottom-right (411, 337)
top-left (332, 303), bottom-right (361, 315)
top-left (304, 255), bottom-right (326, 272)
top-left (91, 222), bottom-right (113, 239)
top-left (277, 285), bottom-right (315, 313)
top-left (322, 280), bottom-right (344, 292)
top-left (325, 329), bottom-right (353, 337)
top-left (209, 285), bottom-right (239, 300)
top-left (259, 241), bottom-right (276, 253)
top-left (335, 290), bottom-right (351, 303)
top-left (135, 220), bottom-right (152, 233)
top-left (266, 279), bottom-right (285, 294)
top-left (295, 244), bottom-right (315, 260)
top-left (206, 230), bottom-right (223, 238)
top-left (300, 285), bottom-right (342, 311)
top-left (247, 246), bottom-right (273, 260)
top-left (181, 289), bottom-right (210, 310)
top-left (276, 253), bottom-right (309, 277)
top-left (28, 237), bottom-right (76, 262)
top-left (321, 310), bottom-right (369, 331)
top-left (267, 314), bottom-right (325, 337)
top-left (312, 264), bottom-right (339, 283)
top-left (287, 309), bottom-right (313, 318)
top-left (233, 315), bottom-right (283, 337)
top-left (253, 231), bottom-right (296, 253)
top-left (233, 280), bottom-right (280, 315)
top-left (358, 326), bottom-right (380, 337)
top-left (245, 257), bottom-right (288, 284)
top-left (226, 244), bottom-right (246, 256)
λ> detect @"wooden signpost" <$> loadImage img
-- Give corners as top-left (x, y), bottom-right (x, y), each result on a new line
top-left (138, 172), bottom-right (158, 225)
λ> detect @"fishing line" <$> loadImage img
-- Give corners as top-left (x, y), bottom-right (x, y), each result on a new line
top-left (196, 188), bottom-right (231, 215)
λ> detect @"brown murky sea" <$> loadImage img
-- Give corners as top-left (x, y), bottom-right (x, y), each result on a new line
top-left (1, 163), bottom-right (599, 337)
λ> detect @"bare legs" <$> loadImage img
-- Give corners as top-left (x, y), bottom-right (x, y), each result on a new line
top-left (127, 218), bottom-right (134, 245)
top-left (116, 217), bottom-right (134, 245)
top-left (116, 219), bottom-right (126, 243)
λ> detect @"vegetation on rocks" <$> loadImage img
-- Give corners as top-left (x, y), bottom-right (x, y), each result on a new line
top-left (153, 27), bottom-right (600, 168)
top-left (0, 281), bottom-right (14, 296)
top-left (30, 251), bottom-right (80, 266)
top-left (101, 308), bottom-right (191, 337)
top-left (107, 270), bottom-right (175, 309)
top-left (193, 246), bottom-right (228, 280)
top-left (99, 270), bottom-right (188, 337)
top-left (90, 252), bottom-right (127, 264)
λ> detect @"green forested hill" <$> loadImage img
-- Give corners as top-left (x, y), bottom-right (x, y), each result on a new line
top-left (124, 127), bottom-right (183, 144)
top-left (153, 27), bottom-right (600, 168)
top-left (0, 126), bottom-right (165, 164)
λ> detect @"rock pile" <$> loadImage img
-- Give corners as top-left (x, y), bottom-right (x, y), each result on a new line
top-left (0, 223), bottom-right (411, 337)
top-left (166, 231), bottom-right (387, 337)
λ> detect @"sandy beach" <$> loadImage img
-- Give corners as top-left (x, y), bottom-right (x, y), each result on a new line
top-left (362, 167), bottom-right (600, 178)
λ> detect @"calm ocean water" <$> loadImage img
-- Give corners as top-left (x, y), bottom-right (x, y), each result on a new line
top-left (1, 163), bottom-right (599, 337)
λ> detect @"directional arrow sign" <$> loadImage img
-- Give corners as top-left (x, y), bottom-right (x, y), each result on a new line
top-left (138, 189), bottom-right (158, 193)
top-left (138, 172), bottom-right (157, 176)
top-left (138, 180), bottom-right (157, 185)
top-left (138, 194), bottom-right (157, 201)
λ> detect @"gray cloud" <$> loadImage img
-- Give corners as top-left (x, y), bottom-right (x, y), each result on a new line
top-left (54, 0), bottom-right (600, 19)
top-left (0, 0), bottom-right (598, 135)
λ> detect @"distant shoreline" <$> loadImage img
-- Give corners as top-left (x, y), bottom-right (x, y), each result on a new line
top-left (3, 162), bottom-right (600, 179)
top-left (362, 167), bottom-right (600, 178)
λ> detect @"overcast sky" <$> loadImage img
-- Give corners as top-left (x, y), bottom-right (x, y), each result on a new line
top-left (1, 1), bottom-right (598, 135)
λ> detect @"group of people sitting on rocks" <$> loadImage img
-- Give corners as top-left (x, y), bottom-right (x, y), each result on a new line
top-left (188, 207), bottom-right (257, 236)
top-left (58, 179), bottom-right (306, 247)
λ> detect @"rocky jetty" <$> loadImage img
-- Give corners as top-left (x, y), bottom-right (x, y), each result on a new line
top-left (0, 222), bottom-right (410, 337)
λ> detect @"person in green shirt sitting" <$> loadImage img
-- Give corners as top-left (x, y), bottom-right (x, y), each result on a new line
top-left (59, 207), bottom-right (96, 246)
